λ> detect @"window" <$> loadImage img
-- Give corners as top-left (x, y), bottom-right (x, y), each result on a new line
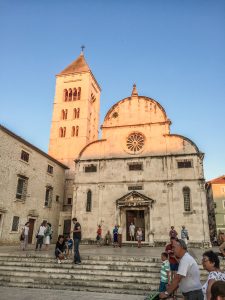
top-left (76, 126), bottom-right (79, 136)
top-left (177, 160), bottom-right (192, 168)
top-left (59, 127), bottom-right (66, 137)
top-left (64, 89), bottom-right (68, 101)
top-left (68, 88), bottom-right (72, 101)
top-left (67, 197), bottom-right (72, 205)
top-left (73, 88), bottom-right (77, 101)
top-left (20, 150), bottom-right (29, 162)
top-left (78, 87), bottom-right (81, 100)
top-left (129, 163), bottom-right (143, 171)
top-left (183, 187), bottom-right (191, 212)
top-left (61, 109), bottom-right (68, 120)
top-left (47, 164), bottom-right (53, 174)
top-left (84, 164), bottom-right (97, 172)
top-left (128, 185), bottom-right (143, 191)
top-left (11, 216), bottom-right (19, 231)
top-left (74, 108), bottom-right (80, 119)
top-left (86, 190), bottom-right (92, 212)
top-left (44, 186), bottom-right (53, 207)
top-left (16, 175), bottom-right (28, 200)
top-left (221, 187), bottom-right (225, 194)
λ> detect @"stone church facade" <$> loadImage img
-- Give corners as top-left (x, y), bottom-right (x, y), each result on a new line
top-left (49, 52), bottom-right (210, 245)
top-left (0, 52), bottom-right (210, 245)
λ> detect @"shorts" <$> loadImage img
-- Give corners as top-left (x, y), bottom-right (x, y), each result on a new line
top-left (170, 263), bottom-right (179, 271)
top-left (159, 281), bottom-right (167, 292)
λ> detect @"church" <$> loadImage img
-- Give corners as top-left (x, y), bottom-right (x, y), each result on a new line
top-left (0, 52), bottom-right (210, 245)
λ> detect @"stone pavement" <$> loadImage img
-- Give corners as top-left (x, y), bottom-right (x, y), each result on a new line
top-left (0, 287), bottom-right (146, 300)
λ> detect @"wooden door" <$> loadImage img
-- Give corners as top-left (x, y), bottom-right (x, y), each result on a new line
top-left (63, 219), bottom-right (71, 237)
top-left (28, 218), bottom-right (35, 243)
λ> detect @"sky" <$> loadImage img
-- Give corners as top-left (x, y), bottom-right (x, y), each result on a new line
top-left (0, 0), bottom-right (224, 181)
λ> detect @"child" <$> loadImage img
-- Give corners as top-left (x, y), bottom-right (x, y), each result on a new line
top-left (55, 235), bottom-right (66, 264)
top-left (65, 235), bottom-right (73, 257)
top-left (159, 252), bottom-right (170, 292)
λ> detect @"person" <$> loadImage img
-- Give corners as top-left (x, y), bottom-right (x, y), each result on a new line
top-left (35, 220), bottom-right (47, 251)
top-left (65, 235), bottom-right (73, 257)
top-left (96, 225), bottom-right (102, 246)
top-left (129, 222), bottom-right (135, 241)
top-left (136, 227), bottom-right (143, 248)
top-left (21, 221), bottom-right (29, 251)
top-left (159, 252), bottom-right (171, 292)
top-left (104, 230), bottom-right (112, 246)
top-left (159, 239), bottom-right (203, 299)
top-left (211, 281), bottom-right (225, 300)
top-left (113, 225), bottom-right (118, 247)
top-left (169, 226), bottom-right (178, 239)
top-left (55, 235), bottom-right (66, 264)
top-left (181, 225), bottom-right (189, 245)
top-left (165, 237), bottom-right (179, 280)
top-left (72, 217), bottom-right (81, 264)
top-left (218, 231), bottom-right (224, 246)
top-left (219, 233), bottom-right (225, 257)
top-left (202, 250), bottom-right (225, 300)
top-left (44, 222), bottom-right (52, 250)
top-left (118, 225), bottom-right (122, 248)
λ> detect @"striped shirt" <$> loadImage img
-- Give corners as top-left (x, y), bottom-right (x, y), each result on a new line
top-left (160, 260), bottom-right (170, 283)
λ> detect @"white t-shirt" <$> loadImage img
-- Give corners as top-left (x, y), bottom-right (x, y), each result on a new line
top-left (177, 252), bottom-right (202, 293)
top-left (118, 227), bottom-right (122, 234)
top-left (202, 271), bottom-right (225, 300)
top-left (24, 225), bottom-right (29, 235)
top-left (38, 225), bottom-right (46, 236)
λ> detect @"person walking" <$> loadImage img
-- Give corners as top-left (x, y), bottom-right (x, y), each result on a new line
top-left (72, 217), bottom-right (81, 264)
top-left (129, 222), bottom-right (135, 241)
top-left (181, 225), bottom-right (189, 245)
top-left (169, 226), bottom-right (178, 239)
top-left (113, 225), bottom-right (118, 248)
top-left (159, 239), bottom-right (204, 299)
top-left (35, 220), bottom-right (47, 251)
top-left (165, 237), bottom-right (179, 280)
top-left (21, 221), bottom-right (29, 250)
top-left (96, 225), bottom-right (102, 246)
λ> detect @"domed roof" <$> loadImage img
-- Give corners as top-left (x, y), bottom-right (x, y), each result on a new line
top-left (102, 85), bottom-right (170, 128)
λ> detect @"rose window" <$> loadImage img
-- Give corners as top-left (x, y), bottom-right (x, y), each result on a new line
top-left (126, 132), bottom-right (145, 153)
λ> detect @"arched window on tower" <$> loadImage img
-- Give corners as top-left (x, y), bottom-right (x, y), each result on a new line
top-left (76, 126), bottom-right (79, 136)
top-left (73, 88), bottom-right (77, 101)
top-left (61, 109), bottom-right (68, 120)
top-left (64, 89), bottom-right (68, 102)
top-left (86, 190), bottom-right (92, 212)
top-left (78, 87), bottom-right (81, 100)
top-left (74, 108), bottom-right (80, 119)
top-left (71, 126), bottom-right (75, 137)
top-left (63, 127), bottom-right (66, 137)
top-left (183, 187), bottom-right (191, 212)
top-left (59, 127), bottom-right (63, 137)
top-left (68, 89), bottom-right (72, 101)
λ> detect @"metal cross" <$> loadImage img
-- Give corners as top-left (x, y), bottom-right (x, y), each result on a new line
top-left (81, 45), bottom-right (85, 53)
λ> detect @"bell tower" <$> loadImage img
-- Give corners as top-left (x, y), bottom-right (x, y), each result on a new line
top-left (48, 51), bottom-right (101, 169)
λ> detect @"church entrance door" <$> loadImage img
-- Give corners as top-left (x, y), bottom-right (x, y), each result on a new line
top-left (126, 210), bottom-right (145, 241)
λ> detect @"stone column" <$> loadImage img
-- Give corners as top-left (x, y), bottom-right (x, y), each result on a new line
top-left (149, 204), bottom-right (154, 245)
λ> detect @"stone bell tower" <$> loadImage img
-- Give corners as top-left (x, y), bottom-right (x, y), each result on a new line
top-left (48, 51), bottom-right (101, 170)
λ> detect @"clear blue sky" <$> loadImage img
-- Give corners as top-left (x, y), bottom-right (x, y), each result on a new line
top-left (0, 0), bottom-right (224, 180)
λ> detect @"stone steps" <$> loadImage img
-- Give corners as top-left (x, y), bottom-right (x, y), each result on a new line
top-left (0, 253), bottom-right (209, 295)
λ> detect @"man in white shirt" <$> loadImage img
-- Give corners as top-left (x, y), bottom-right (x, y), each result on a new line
top-left (159, 239), bottom-right (203, 300)
top-left (129, 223), bottom-right (135, 241)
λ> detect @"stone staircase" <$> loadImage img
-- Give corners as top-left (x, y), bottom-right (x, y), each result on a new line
top-left (0, 253), bottom-right (210, 295)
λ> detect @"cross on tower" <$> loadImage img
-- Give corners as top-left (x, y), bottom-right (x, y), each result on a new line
top-left (81, 45), bottom-right (85, 53)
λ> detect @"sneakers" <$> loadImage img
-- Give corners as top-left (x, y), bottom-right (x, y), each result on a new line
top-left (57, 259), bottom-right (61, 264)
